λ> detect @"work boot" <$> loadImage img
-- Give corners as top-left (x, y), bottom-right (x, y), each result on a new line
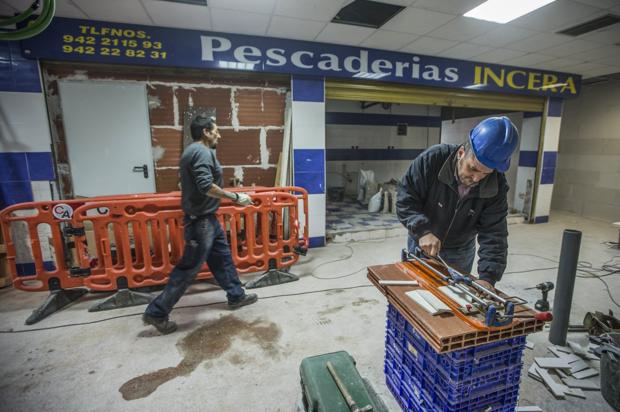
top-left (142, 314), bottom-right (177, 335)
top-left (228, 293), bottom-right (258, 309)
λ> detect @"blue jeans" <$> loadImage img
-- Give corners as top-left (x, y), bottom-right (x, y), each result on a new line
top-left (407, 235), bottom-right (476, 274)
top-left (145, 214), bottom-right (245, 319)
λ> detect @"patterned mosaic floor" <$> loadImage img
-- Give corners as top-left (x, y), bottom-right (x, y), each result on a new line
top-left (326, 198), bottom-right (402, 235)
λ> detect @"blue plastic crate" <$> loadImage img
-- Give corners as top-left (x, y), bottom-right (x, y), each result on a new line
top-left (387, 317), bottom-right (407, 343)
top-left (422, 384), bottom-right (519, 412)
top-left (431, 364), bottom-right (522, 401)
top-left (386, 332), bottom-right (405, 361)
top-left (444, 335), bottom-right (526, 363)
top-left (431, 346), bottom-right (524, 381)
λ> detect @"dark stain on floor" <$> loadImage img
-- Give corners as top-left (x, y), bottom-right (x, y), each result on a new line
top-left (318, 305), bottom-right (345, 316)
top-left (352, 298), bottom-right (379, 306)
top-left (119, 315), bottom-right (280, 401)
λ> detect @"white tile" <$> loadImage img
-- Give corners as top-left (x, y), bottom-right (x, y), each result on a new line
top-left (438, 43), bottom-right (492, 59)
top-left (580, 24), bottom-right (620, 45)
top-left (143, 1), bottom-right (211, 30)
top-left (572, 0), bottom-right (619, 8)
top-left (381, 7), bottom-right (456, 35)
top-left (400, 36), bottom-right (458, 55)
top-left (0, 2), bottom-right (15, 15)
top-left (208, 0), bottom-right (276, 14)
top-left (427, 16), bottom-right (501, 41)
top-left (267, 16), bottom-right (326, 41)
top-left (469, 26), bottom-right (536, 47)
top-left (569, 45), bottom-right (620, 62)
top-left (510, 0), bottom-right (602, 31)
top-left (581, 65), bottom-right (618, 78)
top-left (412, 0), bottom-right (487, 15)
top-left (31, 181), bottom-right (52, 202)
top-left (592, 53), bottom-right (620, 66)
top-left (505, 33), bottom-right (572, 53)
top-left (72, 0), bottom-right (153, 25)
top-left (502, 53), bottom-right (556, 67)
top-left (292, 101), bottom-right (326, 149)
top-left (522, 117), bottom-right (542, 151)
top-left (211, 8), bottom-right (271, 35)
top-left (308, 194), bottom-right (326, 237)
top-left (360, 30), bottom-right (419, 51)
top-left (543, 116), bottom-right (562, 152)
top-left (473, 48), bottom-right (526, 63)
top-left (274, 0), bottom-right (347, 22)
top-left (315, 23), bottom-right (375, 46)
top-left (54, 0), bottom-right (88, 18)
top-left (537, 39), bottom-right (608, 58)
top-left (535, 183), bottom-right (554, 217)
top-left (538, 57), bottom-right (583, 71)
top-left (0, 92), bottom-right (52, 152)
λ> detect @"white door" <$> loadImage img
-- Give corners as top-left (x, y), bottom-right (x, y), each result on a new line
top-left (59, 81), bottom-right (156, 197)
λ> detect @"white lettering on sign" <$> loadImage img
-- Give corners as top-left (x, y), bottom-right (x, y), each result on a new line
top-left (52, 203), bottom-right (74, 220)
top-left (199, 35), bottom-right (461, 83)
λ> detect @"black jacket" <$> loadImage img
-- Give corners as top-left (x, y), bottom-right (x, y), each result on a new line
top-left (396, 144), bottom-right (509, 284)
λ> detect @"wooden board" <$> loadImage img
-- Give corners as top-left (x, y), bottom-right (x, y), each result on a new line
top-left (368, 261), bottom-right (545, 353)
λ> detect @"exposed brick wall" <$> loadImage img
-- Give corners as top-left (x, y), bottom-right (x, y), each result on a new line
top-left (42, 64), bottom-right (289, 196)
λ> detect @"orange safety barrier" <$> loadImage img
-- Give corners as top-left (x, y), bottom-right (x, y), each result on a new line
top-left (0, 192), bottom-right (178, 292)
top-left (0, 187), bottom-right (309, 293)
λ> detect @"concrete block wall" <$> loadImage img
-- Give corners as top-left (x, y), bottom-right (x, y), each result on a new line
top-left (533, 98), bottom-right (563, 223)
top-left (325, 101), bottom-right (441, 196)
top-left (42, 65), bottom-right (288, 197)
top-left (552, 81), bottom-right (620, 222)
top-left (291, 76), bottom-right (325, 248)
top-left (0, 41), bottom-right (55, 210)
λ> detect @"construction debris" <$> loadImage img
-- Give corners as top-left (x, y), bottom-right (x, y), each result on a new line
top-left (516, 407), bottom-right (543, 412)
top-left (526, 340), bottom-right (535, 350)
top-left (526, 340), bottom-right (603, 401)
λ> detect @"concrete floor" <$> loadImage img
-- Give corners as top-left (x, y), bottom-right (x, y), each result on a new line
top-left (0, 210), bottom-right (618, 411)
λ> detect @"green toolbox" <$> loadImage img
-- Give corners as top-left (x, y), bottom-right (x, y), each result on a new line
top-left (299, 351), bottom-right (388, 412)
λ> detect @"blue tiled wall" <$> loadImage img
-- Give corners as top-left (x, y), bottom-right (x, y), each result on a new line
top-left (294, 149), bottom-right (325, 194)
top-left (0, 152), bottom-right (54, 209)
top-left (0, 41), bottom-right (41, 93)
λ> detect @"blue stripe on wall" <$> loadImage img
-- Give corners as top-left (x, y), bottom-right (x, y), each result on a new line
top-left (0, 152), bottom-right (55, 182)
top-left (540, 151), bottom-right (557, 184)
top-left (294, 149), bottom-right (325, 194)
top-left (518, 150), bottom-right (538, 167)
top-left (326, 148), bottom-right (423, 161)
top-left (547, 97), bottom-right (563, 117)
top-left (0, 181), bottom-right (33, 210)
top-left (308, 236), bottom-right (325, 248)
top-left (326, 112), bottom-right (441, 127)
top-left (0, 41), bottom-right (41, 93)
top-left (534, 216), bottom-right (549, 224)
top-left (292, 75), bottom-right (324, 102)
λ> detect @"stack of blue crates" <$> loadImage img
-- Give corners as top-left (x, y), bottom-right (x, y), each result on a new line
top-left (384, 304), bottom-right (525, 412)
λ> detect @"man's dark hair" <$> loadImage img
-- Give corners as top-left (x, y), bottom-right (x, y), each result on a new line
top-left (190, 115), bottom-right (216, 141)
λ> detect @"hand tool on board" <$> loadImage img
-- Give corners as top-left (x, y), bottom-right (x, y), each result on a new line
top-left (402, 248), bottom-right (550, 327)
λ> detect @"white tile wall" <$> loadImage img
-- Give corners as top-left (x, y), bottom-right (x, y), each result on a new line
top-left (521, 117), bottom-right (542, 151)
top-left (0, 92), bottom-right (52, 152)
top-left (31, 181), bottom-right (52, 202)
top-left (534, 183), bottom-right (554, 217)
top-left (308, 193), bottom-right (326, 237)
top-left (542, 116), bottom-right (562, 152)
top-left (292, 101), bottom-right (326, 150)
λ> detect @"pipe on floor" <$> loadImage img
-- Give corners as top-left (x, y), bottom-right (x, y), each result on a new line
top-left (549, 229), bottom-right (582, 346)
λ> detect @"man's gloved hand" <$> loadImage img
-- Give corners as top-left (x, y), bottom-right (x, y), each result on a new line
top-left (474, 278), bottom-right (496, 297)
top-left (419, 232), bottom-right (441, 256)
top-left (235, 193), bottom-right (253, 206)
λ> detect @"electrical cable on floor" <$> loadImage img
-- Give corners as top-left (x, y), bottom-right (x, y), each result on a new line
top-left (0, 284), bottom-right (374, 334)
top-left (508, 253), bottom-right (620, 309)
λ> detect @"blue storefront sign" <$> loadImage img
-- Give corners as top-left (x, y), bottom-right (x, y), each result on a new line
top-left (21, 17), bottom-right (581, 98)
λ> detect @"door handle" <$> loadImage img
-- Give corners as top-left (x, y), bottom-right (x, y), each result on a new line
top-left (132, 164), bottom-right (149, 178)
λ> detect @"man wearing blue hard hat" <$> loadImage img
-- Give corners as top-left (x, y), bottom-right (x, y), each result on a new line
top-left (397, 116), bottom-right (519, 291)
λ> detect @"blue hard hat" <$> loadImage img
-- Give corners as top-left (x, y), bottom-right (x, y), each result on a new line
top-left (469, 116), bottom-right (519, 173)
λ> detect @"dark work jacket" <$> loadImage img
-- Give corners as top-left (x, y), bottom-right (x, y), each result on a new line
top-left (179, 142), bottom-right (223, 217)
top-left (396, 144), bottom-right (509, 284)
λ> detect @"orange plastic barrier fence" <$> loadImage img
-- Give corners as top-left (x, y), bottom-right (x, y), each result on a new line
top-left (0, 187), bottom-right (308, 292)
